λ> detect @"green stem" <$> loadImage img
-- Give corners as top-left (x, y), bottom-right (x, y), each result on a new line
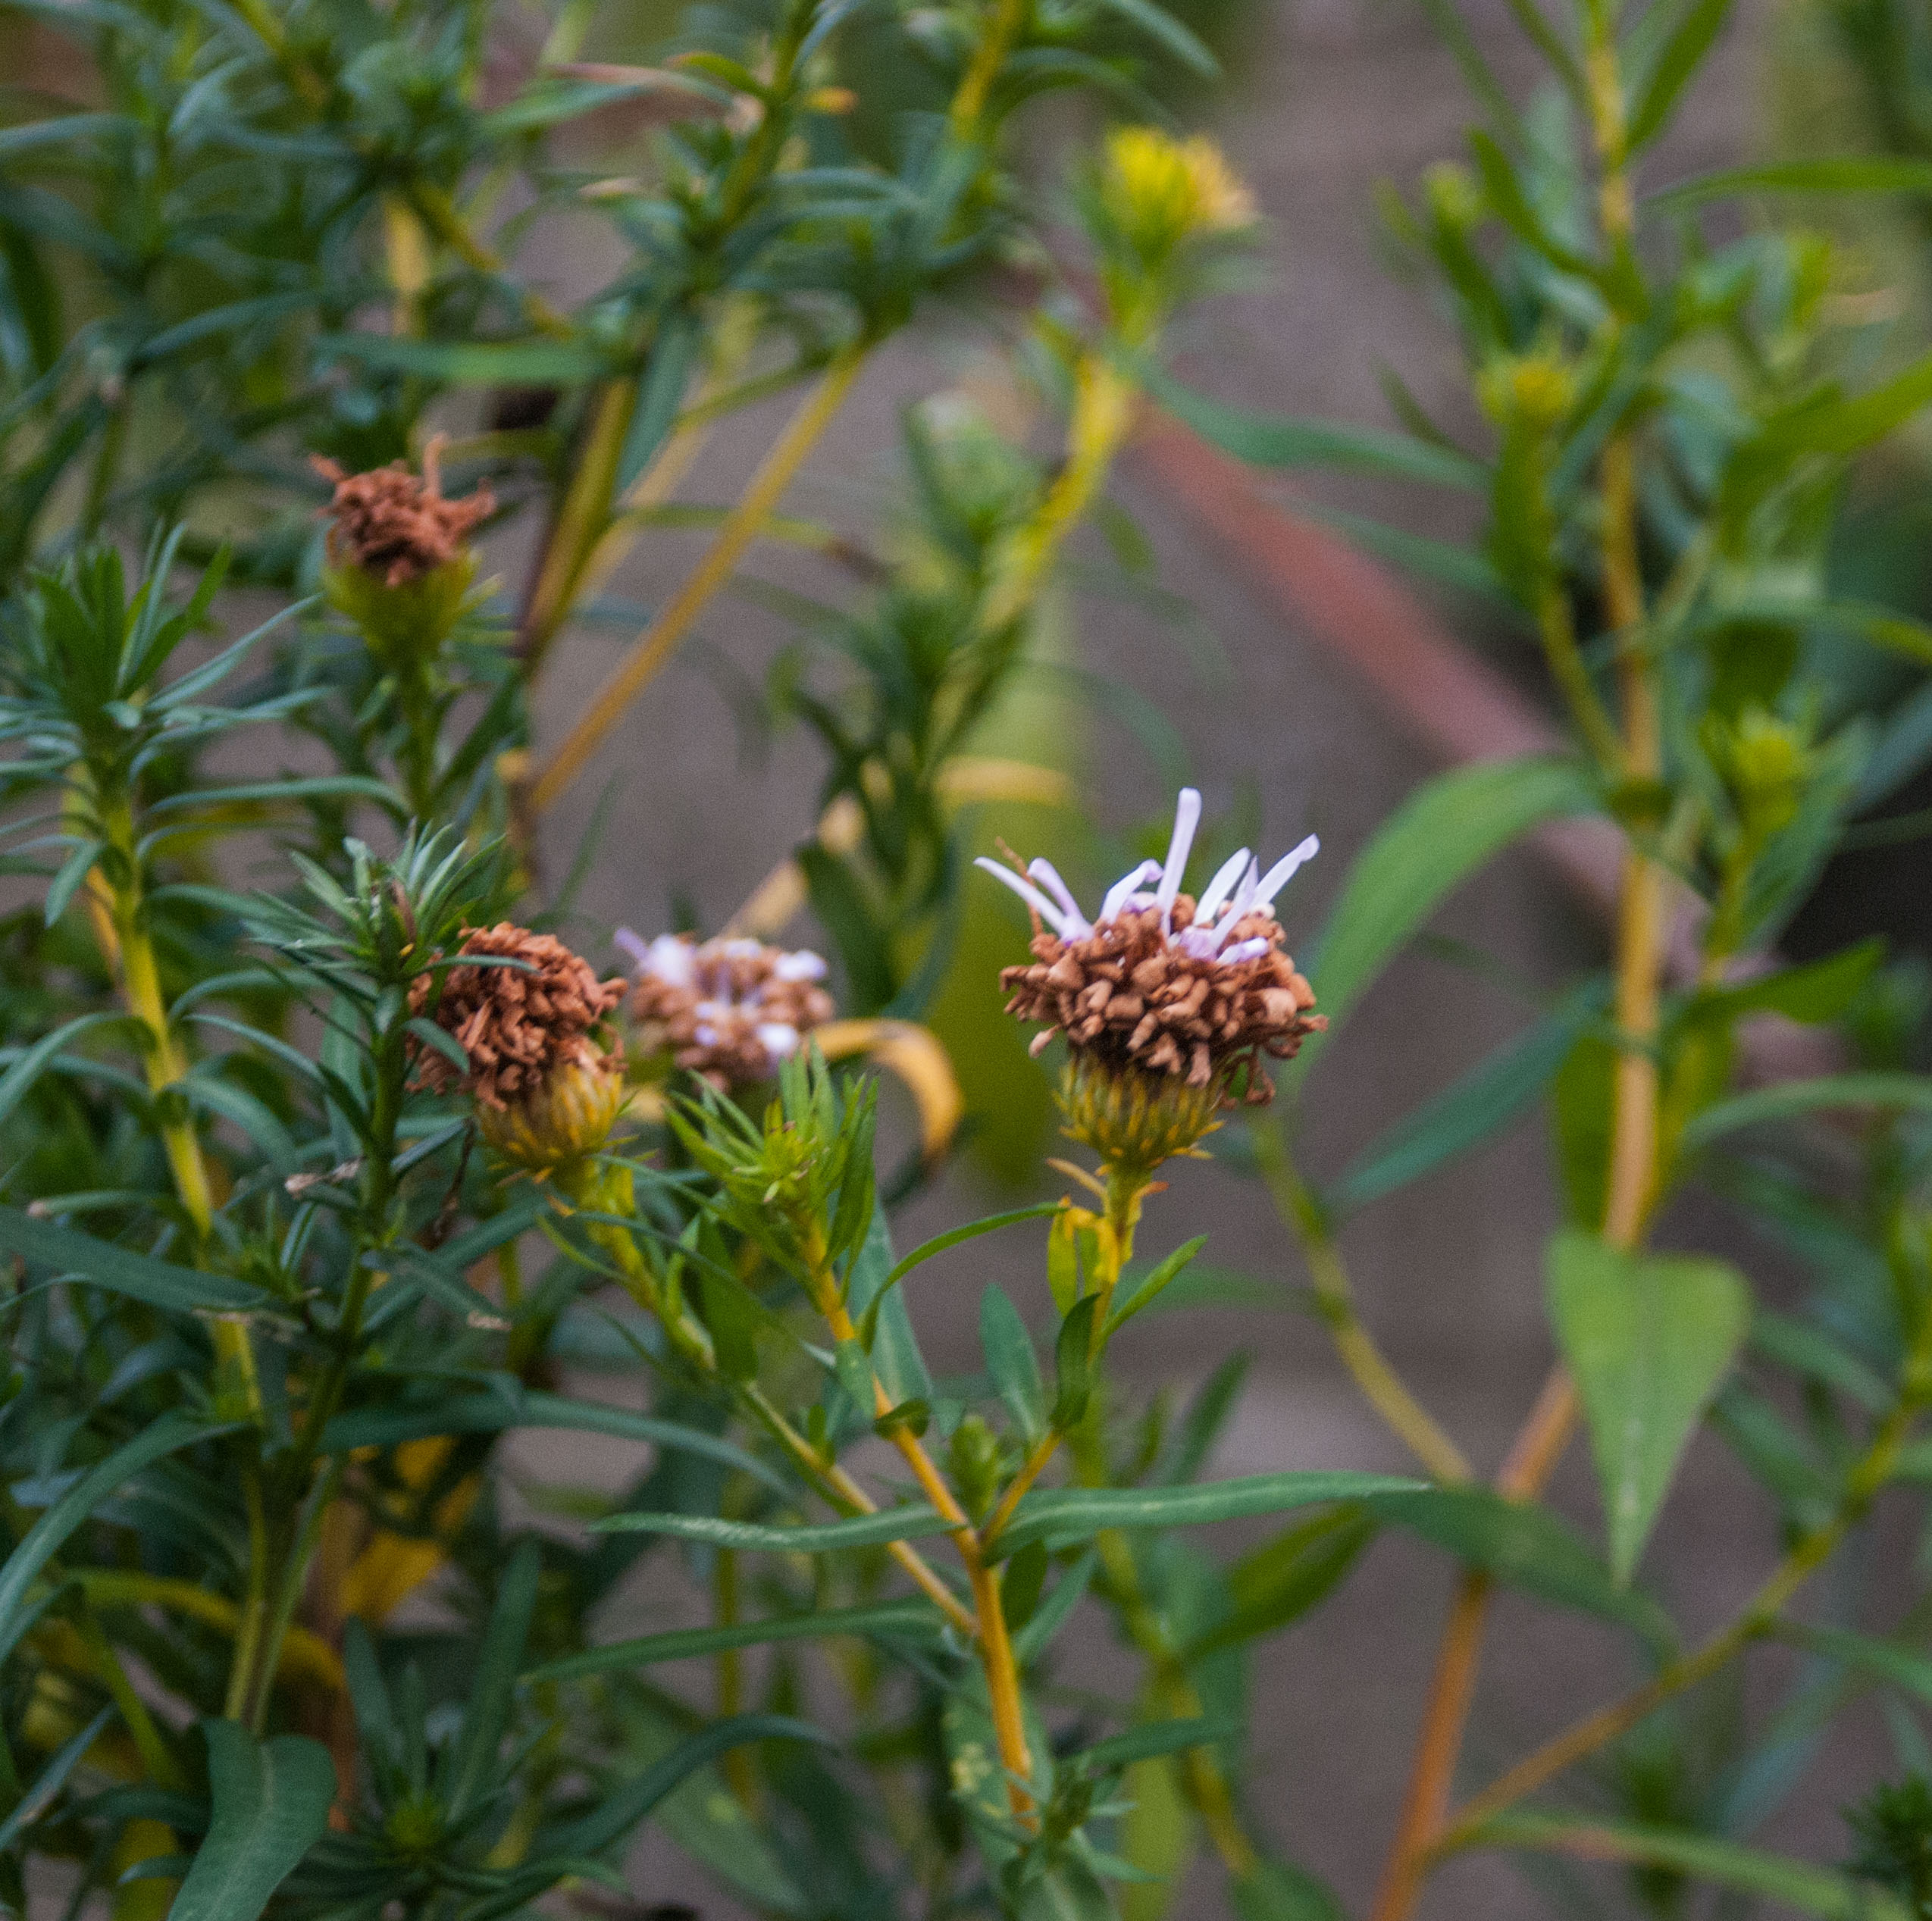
top-left (223, 1466), bottom-right (269, 1722)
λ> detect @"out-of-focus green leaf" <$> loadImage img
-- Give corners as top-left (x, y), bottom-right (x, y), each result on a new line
top-left (982, 1284), bottom-right (1047, 1446)
top-left (168, 1722), bottom-right (333, 1921)
top-left (1683, 1072), bottom-right (1932, 1146)
top-left (1626, 0), bottom-right (1736, 152)
top-left (1365, 1486), bottom-right (1676, 1647)
top-left (1232, 1859), bottom-right (1348, 1921)
top-left (315, 334), bottom-right (608, 384)
top-left (1688, 940), bottom-right (1884, 1028)
top-left (1186, 1505), bottom-right (1375, 1657)
top-left (0, 1413), bottom-right (243, 1667)
top-left (1547, 1230), bottom-right (1750, 1584)
top-left (525, 1601), bottom-right (945, 1683)
top-left (1107, 1235), bottom-right (1207, 1330)
top-left (593, 1506), bottom-right (952, 1550)
top-left (1467, 1812), bottom-right (1911, 1919)
top-left (0, 1206), bottom-right (261, 1313)
top-left (1332, 985), bottom-right (1601, 1213)
top-left (1779, 1622), bottom-right (1932, 1707)
top-left (1292, 756), bottom-right (1598, 1084)
top-left (0, 1707), bottom-right (113, 1853)
top-left (1652, 157), bottom-right (1932, 208)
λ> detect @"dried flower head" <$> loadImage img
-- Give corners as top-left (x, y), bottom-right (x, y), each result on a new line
top-left (312, 440), bottom-right (493, 587)
top-left (409, 923), bottom-right (626, 1113)
top-left (978, 789), bottom-right (1323, 1111)
top-left (620, 931), bottom-right (834, 1087)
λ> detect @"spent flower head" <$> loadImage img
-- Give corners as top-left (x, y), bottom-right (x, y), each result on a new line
top-left (408, 921), bottom-right (627, 1125)
top-left (979, 789), bottom-right (1323, 1164)
top-left (620, 930), bottom-right (834, 1087)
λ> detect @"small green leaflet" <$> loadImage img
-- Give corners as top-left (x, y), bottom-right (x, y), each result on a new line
top-left (1547, 1231), bottom-right (1750, 1585)
top-left (0, 1205), bottom-right (261, 1312)
top-left (593, 1505), bottom-right (955, 1551)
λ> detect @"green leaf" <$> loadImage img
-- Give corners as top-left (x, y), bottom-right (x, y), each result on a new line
top-left (0, 1412), bottom-right (244, 1667)
top-left (537, 1716), bottom-right (834, 1861)
top-left (318, 1388), bottom-right (789, 1494)
top-left (446, 1540), bottom-right (540, 1822)
top-left (592, 1506), bottom-right (953, 1551)
top-left (0, 1013), bottom-right (131, 1132)
top-left (1683, 1072), bottom-right (1932, 1147)
top-left (0, 1205), bottom-right (261, 1313)
top-left (1185, 1505), bottom-right (1375, 1658)
top-left (1332, 987), bottom-right (1601, 1213)
top-left (1625, 0), bottom-right (1735, 152)
top-left (1651, 157), bottom-right (1932, 209)
top-left (1090, 0), bottom-right (1219, 72)
top-left (0, 1706), bottom-right (112, 1853)
top-left (845, 1207), bottom-right (935, 1411)
top-left (169, 1722), bottom-right (334, 1921)
top-left (1147, 369), bottom-right (1482, 490)
top-left (315, 334), bottom-right (607, 385)
top-left (1364, 1486), bottom-right (1675, 1647)
top-left (859, 1203), bottom-right (1061, 1350)
top-left (982, 1284), bottom-right (1047, 1447)
top-left (1777, 1622), bottom-right (1932, 1707)
top-left (1107, 1236), bottom-right (1208, 1331)
top-left (1053, 1297), bottom-right (1102, 1429)
top-left (1752, 1310), bottom-right (1889, 1413)
top-left (1232, 1859), bottom-right (1348, 1921)
top-left (1077, 1719), bottom-right (1238, 1773)
top-left (1688, 939), bottom-right (1883, 1028)
top-left (997, 1473), bottom-right (1423, 1554)
top-left (1467, 1812), bottom-right (1912, 1919)
top-left (524, 1599), bottom-right (949, 1682)
top-left (1547, 1231), bottom-right (1750, 1584)
top-left (1292, 756), bottom-right (1597, 1085)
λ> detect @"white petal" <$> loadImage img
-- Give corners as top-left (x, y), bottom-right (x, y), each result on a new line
top-left (1255, 834), bottom-right (1320, 911)
top-left (772, 950), bottom-right (828, 982)
top-left (1176, 925), bottom-right (1223, 959)
top-left (633, 933), bottom-right (695, 986)
top-left (1219, 937), bottom-right (1273, 965)
top-left (1195, 848), bottom-right (1251, 925)
top-left (614, 926), bottom-right (650, 970)
top-left (1027, 859), bottom-right (1092, 937)
top-left (1100, 860), bottom-right (1163, 924)
top-left (975, 855), bottom-right (1070, 935)
top-left (1157, 788), bottom-right (1202, 928)
top-left (756, 1022), bottom-right (800, 1061)
top-left (1202, 859), bottom-right (1260, 954)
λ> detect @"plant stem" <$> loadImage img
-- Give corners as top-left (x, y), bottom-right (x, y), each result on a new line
top-left (1251, 1121), bottom-right (1470, 1485)
top-left (528, 345), bottom-right (868, 815)
top-left (948, 0), bottom-right (1029, 133)
top-left (1371, 37), bottom-right (1660, 1910)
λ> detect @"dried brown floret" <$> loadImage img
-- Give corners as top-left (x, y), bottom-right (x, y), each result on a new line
top-left (621, 931), bottom-right (834, 1088)
top-left (409, 923), bottom-right (626, 1111)
top-left (997, 893), bottom-right (1321, 1105)
top-left (312, 440), bottom-right (493, 587)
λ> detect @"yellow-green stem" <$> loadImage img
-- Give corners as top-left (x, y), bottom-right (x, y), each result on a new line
top-left (948, 0), bottom-right (1028, 133)
top-left (530, 346), bottom-right (868, 815)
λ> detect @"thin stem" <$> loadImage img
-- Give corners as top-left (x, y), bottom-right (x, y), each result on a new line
top-left (948, 0), bottom-right (1028, 133)
top-left (223, 1466), bottom-right (269, 1722)
top-left (1251, 1122), bottom-right (1470, 1485)
top-left (529, 345), bottom-right (869, 814)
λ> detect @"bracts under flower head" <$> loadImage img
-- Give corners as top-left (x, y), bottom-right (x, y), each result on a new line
top-left (978, 790), bottom-right (1323, 1159)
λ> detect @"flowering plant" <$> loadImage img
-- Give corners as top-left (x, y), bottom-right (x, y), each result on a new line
top-left (5, 0), bottom-right (1932, 1914)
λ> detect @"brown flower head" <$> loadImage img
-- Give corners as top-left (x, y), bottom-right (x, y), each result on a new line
top-left (312, 439), bottom-right (493, 587)
top-left (979, 788), bottom-right (1324, 1109)
top-left (409, 923), bottom-right (626, 1112)
top-left (620, 930), bottom-right (834, 1087)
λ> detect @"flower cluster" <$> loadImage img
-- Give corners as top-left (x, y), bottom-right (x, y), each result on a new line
top-left (979, 789), bottom-right (1323, 1105)
top-left (314, 441), bottom-right (493, 588)
top-left (409, 923), bottom-right (626, 1112)
top-left (620, 931), bottom-right (834, 1087)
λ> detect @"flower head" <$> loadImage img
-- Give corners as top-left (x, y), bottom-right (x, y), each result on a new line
top-left (1099, 128), bottom-right (1257, 253)
top-left (976, 788), bottom-right (1323, 1108)
top-left (313, 440), bottom-right (493, 588)
top-left (620, 931), bottom-right (834, 1088)
top-left (408, 923), bottom-right (626, 1114)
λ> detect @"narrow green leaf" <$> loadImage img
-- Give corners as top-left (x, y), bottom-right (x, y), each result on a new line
top-left (1186, 1506), bottom-right (1375, 1658)
top-left (524, 1601), bottom-right (945, 1683)
top-left (1547, 1230), bottom-right (1751, 1584)
top-left (1752, 1311), bottom-right (1889, 1413)
top-left (1232, 1858), bottom-right (1348, 1921)
top-left (1053, 1297), bottom-right (1102, 1429)
top-left (314, 334), bottom-right (607, 384)
top-left (1467, 1812), bottom-right (1912, 1919)
top-left (168, 1722), bottom-right (334, 1921)
top-left (0, 1707), bottom-right (113, 1853)
top-left (318, 1388), bottom-right (789, 1495)
top-left (537, 1716), bottom-right (834, 1860)
top-left (982, 1284), bottom-right (1047, 1447)
top-left (1089, 0), bottom-right (1219, 73)
top-left (0, 1206), bottom-right (261, 1313)
top-left (1332, 987), bottom-right (1600, 1213)
top-left (1107, 1235), bottom-right (1208, 1331)
top-left (1778, 1622), bottom-right (1932, 1707)
top-left (1293, 756), bottom-right (1598, 1084)
top-left (1364, 1485), bottom-right (1676, 1646)
top-left (859, 1203), bottom-right (1060, 1349)
top-left (1688, 940), bottom-right (1883, 1029)
top-left (1651, 157), bottom-right (1932, 209)
top-left (1626, 0), bottom-right (1735, 152)
top-left (0, 1413), bottom-right (244, 1668)
top-left (446, 1541), bottom-right (540, 1822)
top-left (1148, 370), bottom-right (1482, 490)
top-left (1076, 1719), bottom-right (1238, 1773)
top-left (998, 1472), bottom-right (1423, 1553)
top-left (0, 1014), bottom-right (131, 1134)
top-left (591, 1505), bottom-right (953, 1551)
top-left (1683, 1072), bottom-right (1932, 1146)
